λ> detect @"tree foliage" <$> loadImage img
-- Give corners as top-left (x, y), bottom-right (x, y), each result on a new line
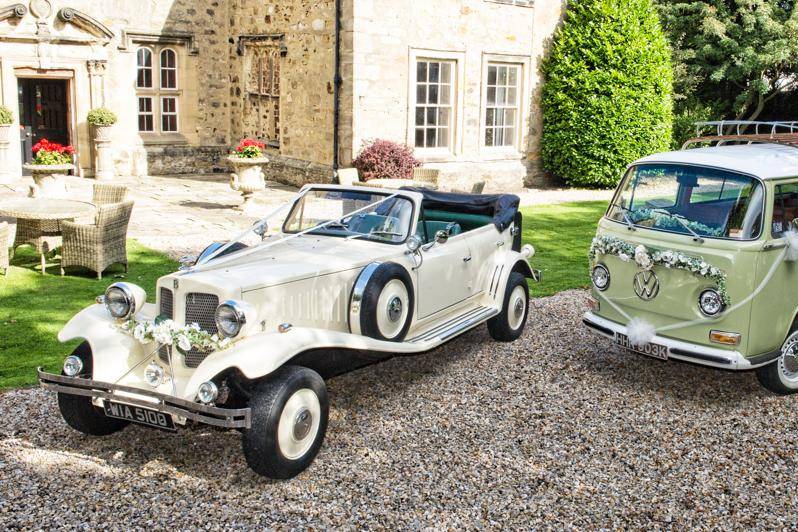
top-left (541, 0), bottom-right (673, 188)
top-left (658, 1), bottom-right (798, 144)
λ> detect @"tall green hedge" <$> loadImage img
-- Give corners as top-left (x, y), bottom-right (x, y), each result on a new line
top-left (541, 0), bottom-right (673, 188)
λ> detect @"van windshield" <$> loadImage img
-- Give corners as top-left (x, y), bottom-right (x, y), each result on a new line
top-left (607, 164), bottom-right (764, 240)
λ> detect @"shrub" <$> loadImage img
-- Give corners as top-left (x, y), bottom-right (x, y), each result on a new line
top-left (87, 107), bottom-right (118, 126)
top-left (540, 0), bottom-right (673, 188)
top-left (0, 105), bottom-right (13, 125)
top-left (32, 139), bottom-right (75, 165)
top-left (232, 138), bottom-right (266, 158)
top-left (353, 139), bottom-right (420, 181)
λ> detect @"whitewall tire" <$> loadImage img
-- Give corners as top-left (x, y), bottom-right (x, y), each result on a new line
top-left (350, 262), bottom-right (414, 341)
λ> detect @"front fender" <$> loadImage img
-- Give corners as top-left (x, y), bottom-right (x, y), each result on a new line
top-left (488, 247), bottom-right (536, 305)
top-left (58, 303), bottom-right (158, 383)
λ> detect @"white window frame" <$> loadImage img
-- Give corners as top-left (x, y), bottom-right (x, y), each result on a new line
top-left (479, 54), bottom-right (531, 156)
top-left (407, 49), bottom-right (466, 161)
top-left (160, 96), bottom-right (179, 133)
top-left (159, 47), bottom-right (178, 90)
top-left (137, 96), bottom-right (154, 132)
top-left (136, 47), bottom-right (154, 89)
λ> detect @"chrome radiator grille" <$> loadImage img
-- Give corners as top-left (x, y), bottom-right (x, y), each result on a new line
top-left (158, 288), bottom-right (174, 363)
top-left (183, 292), bottom-right (220, 368)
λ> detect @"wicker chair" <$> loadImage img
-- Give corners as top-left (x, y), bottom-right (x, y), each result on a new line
top-left (336, 168), bottom-right (361, 186)
top-left (12, 218), bottom-right (63, 260)
top-left (0, 221), bottom-right (8, 276)
top-left (413, 167), bottom-right (440, 187)
top-left (60, 201), bottom-right (134, 279)
top-left (92, 183), bottom-right (128, 205)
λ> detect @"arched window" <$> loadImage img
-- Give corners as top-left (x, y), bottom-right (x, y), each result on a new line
top-left (160, 48), bottom-right (177, 89)
top-left (136, 47), bottom-right (153, 88)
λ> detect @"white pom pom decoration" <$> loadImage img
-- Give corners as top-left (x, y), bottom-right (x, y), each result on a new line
top-left (627, 317), bottom-right (655, 347)
top-left (784, 230), bottom-right (798, 262)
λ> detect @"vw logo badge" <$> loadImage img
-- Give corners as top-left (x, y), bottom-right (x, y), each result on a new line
top-left (633, 270), bottom-right (660, 300)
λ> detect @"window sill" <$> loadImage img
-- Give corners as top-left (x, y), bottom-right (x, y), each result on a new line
top-left (414, 148), bottom-right (456, 163)
top-left (479, 147), bottom-right (524, 160)
top-left (140, 133), bottom-right (189, 145)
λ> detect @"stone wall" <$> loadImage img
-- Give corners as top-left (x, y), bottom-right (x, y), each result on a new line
top-left (345, 0), bottom-right (564, 191)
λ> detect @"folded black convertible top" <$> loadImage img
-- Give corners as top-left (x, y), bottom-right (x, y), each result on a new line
top-left (400, 186), bottom-right (520, 232)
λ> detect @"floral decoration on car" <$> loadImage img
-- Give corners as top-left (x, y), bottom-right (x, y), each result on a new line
top-left (589, 235), bottom-right (729, 304)
top-left (32, 138), bottom-right (75, 165)
top-left (232, 138), bottom-right (266, 159)
top-left (628, 209), bottom-right (723, 237)
top-left (118, 318), bottom-right (231, 353)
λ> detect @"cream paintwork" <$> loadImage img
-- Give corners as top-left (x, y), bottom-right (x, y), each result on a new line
top-left (55, 185), bottom-right (534, 411)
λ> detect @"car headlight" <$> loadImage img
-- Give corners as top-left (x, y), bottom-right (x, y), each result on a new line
top-left (214, 300), bottom-right (250, 338)
top-left (144, 361), bottom-right (165, 387)
top-left (104, 283), bottom-right (146, 320)
top-left (592, 264), bottom-right (610, 291)
top-left (197, 381), bottom-right (219, 404)
top-left (63, 355), bottom-right (83, 377)
top-left (699, 289), bottom-right (724, 316)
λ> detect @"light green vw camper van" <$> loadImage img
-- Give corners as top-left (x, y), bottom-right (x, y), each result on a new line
top-left (583, 122), bottom-right (798, 394)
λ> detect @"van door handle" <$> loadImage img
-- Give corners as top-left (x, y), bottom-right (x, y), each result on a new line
top-left (463, 256), bottom-right (472, 262)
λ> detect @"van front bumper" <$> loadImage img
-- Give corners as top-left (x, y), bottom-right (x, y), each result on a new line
top-left (38, 369), bottom-right (251, 429)
top-left (582, 312), bottom-right (773, 371)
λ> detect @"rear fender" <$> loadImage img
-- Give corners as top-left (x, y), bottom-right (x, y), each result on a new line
top-left (485, 248), bottom-right (536, 306)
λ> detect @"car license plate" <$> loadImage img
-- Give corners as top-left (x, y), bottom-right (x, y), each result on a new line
top-left (103, 401), bottom-right (176, 431)
top-left (615, 333), bottom-right (669, 361)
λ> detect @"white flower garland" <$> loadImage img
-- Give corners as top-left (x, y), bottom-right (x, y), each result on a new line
top-left (118, 318), bottom-right (231, 353)
top-left (589, 235), bottom-right (729, 304)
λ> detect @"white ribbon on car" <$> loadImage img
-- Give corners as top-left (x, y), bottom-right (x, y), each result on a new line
top-left (594, 230), bottom-right (798, 347)
top-left (189, 190), bottom-right (400, 273)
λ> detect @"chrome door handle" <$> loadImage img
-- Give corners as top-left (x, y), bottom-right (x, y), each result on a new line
top-left (463, 256), bottom-right (472, 262)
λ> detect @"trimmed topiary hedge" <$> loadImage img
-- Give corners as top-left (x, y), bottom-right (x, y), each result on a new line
top-left (353, 139), bottom-right (420, 181)
top-left (540, 0), bottom-right (673, 188)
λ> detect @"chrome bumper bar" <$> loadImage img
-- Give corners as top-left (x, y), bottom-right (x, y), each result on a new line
top-left (38, 369), bottom-right (251, 429)
top-left (582, 312), bottom-right (770, 371)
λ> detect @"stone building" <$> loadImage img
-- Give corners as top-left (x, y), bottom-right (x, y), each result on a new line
top-left (0, 0), bottom-right (562, 190)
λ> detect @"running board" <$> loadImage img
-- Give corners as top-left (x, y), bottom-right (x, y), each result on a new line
top-left (409, 306), bottom-right (499, 343)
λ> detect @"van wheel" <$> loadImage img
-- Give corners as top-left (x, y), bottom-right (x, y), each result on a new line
top-left (757, 329), bottom-right (798, 395)
top-left (57, 342), bottom-right (129, 436)
top-left (488, 272), bottom-right (529, 342)
top-left (242, 366), bottom-right (329, 479)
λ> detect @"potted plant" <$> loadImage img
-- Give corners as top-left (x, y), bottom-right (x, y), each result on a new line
top-left (0, 105), bottom-right (13, 183)
top-left (352, 139), bottom-right (421, 188)
top-left (228, 138), bottom-right (269, 212)
top-left (24, 139), bottom-right (75, 198)
top-left (87, 107), bottom-right (117, 180)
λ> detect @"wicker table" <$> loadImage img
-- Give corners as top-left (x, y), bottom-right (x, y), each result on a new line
top-left (0, 198), bottom-right (95, 274)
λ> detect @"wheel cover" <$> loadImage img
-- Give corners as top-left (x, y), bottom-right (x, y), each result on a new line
top-left (779, 332), bottom-right (798, 384)
top-left (277, 388), bottom-right (321, 460)
top-left (507, 285), bottom-right (527, 331)
top-left (376, 279), bottom-right (409, 339)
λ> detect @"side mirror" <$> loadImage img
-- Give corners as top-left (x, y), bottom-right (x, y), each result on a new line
top-left (254, 222), bottom-right (269, 239)
top-left (435, 230), bottom-right (449, 245)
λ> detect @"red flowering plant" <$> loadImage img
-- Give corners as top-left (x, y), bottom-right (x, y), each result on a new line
top-left (31, 138), bottom-right (75, 165)
top-left (353, 139), bottom-right (421, 181)
top-left (232, 138), bottom-right (266, 159)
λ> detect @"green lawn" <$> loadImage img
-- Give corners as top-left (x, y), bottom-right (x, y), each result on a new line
top-left (0, 241), bottom-right (176, 390)
top-left (0, 201), bottom-right (607, 390)
top-left (520, 201), bottom-right (607, 297)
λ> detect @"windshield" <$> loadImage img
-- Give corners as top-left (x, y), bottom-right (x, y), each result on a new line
top-left (607, 164), bottom-right (764, 240)
top-left (283, 189), bottom-right (414, 244)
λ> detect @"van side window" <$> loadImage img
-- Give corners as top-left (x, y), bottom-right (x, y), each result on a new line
top-left (772, 183), bottom-right (798, 237)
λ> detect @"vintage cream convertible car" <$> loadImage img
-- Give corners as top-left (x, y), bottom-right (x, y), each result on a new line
top-left (38, 184), bottom-right (537, 478)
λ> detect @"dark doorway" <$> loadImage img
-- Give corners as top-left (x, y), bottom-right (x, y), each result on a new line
top-left (18, 78), bottom-right (70, 170)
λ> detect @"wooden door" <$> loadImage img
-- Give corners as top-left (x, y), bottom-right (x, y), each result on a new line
top-left (18, 78), bottom-right (70, 168)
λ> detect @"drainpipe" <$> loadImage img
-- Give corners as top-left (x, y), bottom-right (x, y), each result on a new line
top-left (333, 0), bottom-right (342, 180)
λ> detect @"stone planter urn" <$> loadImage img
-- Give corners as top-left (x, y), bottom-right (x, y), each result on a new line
top-left (228, 155), bottom-right (269, 214)
top-left (24, 163), bottom-right (74, 199)
top-left (0, 124), bottom-right (11, 184)
top-left (93, 125), bottom-right (115, 180)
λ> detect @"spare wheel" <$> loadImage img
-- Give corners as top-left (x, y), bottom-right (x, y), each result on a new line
top-left (350, 262), bottom-right (414, 341)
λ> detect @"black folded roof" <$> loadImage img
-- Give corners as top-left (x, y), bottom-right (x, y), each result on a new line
top-left (400, 186), bottom-right (520, 232)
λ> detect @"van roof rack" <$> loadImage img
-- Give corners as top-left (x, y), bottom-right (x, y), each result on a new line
top-left (681, 120), bottom-right (798, 150)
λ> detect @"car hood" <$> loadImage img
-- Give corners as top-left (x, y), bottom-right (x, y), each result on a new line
top-left (178, 235), bottom-right (398, 293)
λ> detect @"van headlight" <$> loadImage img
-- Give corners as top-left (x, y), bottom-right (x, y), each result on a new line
top-left (699, 289), bottom-right (724, 316)
top-left (214, 300), bottom-right (255, 338)
top-left (104, 283), bottom-right (146, 320)
top-left (591, 264), bottom-right (610, 291)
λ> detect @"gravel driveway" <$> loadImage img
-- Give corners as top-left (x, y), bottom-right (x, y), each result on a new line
top-left (2, 290), bottom-right (797, 528)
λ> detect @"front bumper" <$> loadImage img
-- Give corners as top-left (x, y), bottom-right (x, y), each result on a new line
top-left (38, 369), bottom-right (251, 429)
top-left (582, 312), bottom-right (769, 370)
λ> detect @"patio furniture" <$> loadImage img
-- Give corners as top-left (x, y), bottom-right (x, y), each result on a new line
top-left (0, 198), bottom-right (96, 274)
top-left (453, 181), bottom-right (486, 195)
top-left (413, 167), bottom-right (440, 187)
top-left (0, 221), bottom-right (8, 275)
top-left (336, 168), bottom-right (361, 186)
top-left (359, 178), bottom-right (438, 190)
top-left (60, 201), bottom-right (134, 279)
top-left (93, 183), bottom-right (128, 205)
